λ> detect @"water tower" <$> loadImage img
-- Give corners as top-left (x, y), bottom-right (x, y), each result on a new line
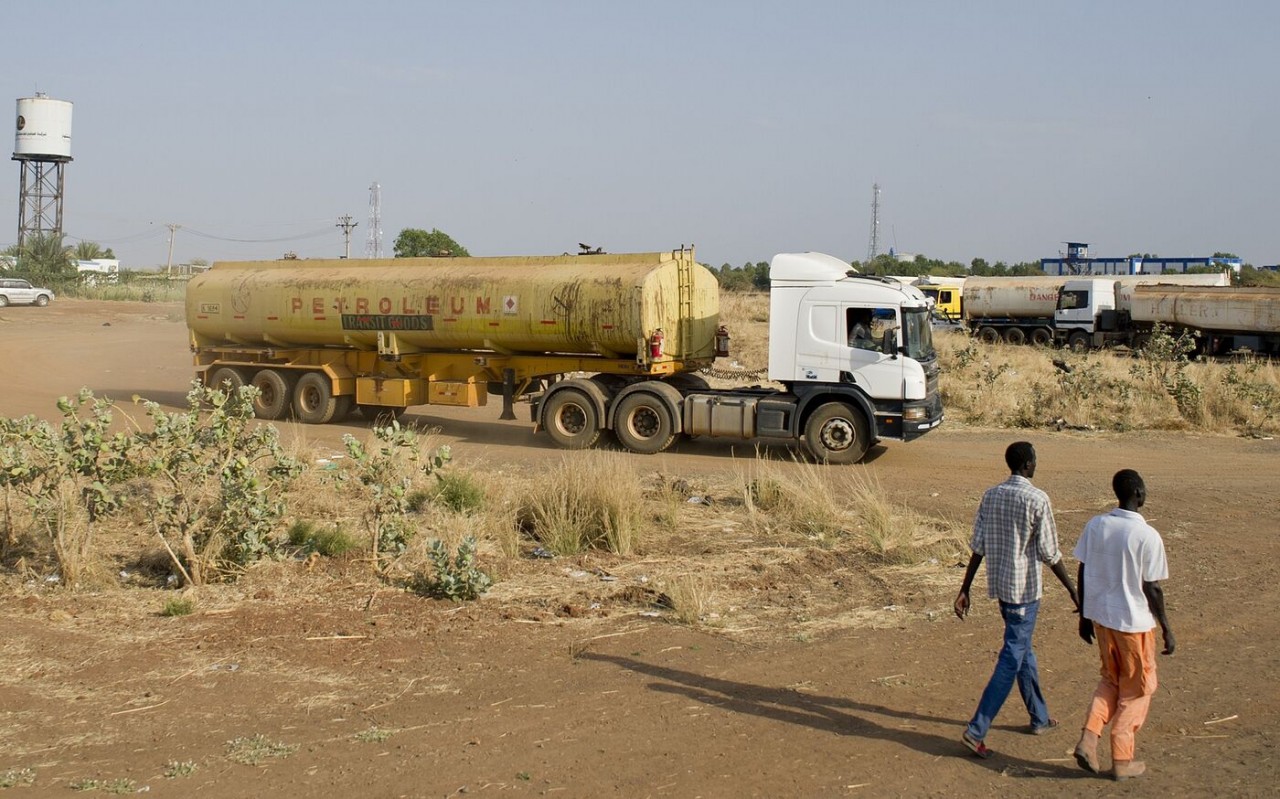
top-left (12, 93), bottom-right (73, 250)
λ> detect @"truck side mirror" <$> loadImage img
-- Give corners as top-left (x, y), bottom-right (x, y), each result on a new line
top-left (884, 328), bottom-right (899, 359)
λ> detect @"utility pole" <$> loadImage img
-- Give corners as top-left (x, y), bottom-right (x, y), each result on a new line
top-left (336, 214), bottom-right (358, 259)
top-left (165, 223), bottom-right (182, 277)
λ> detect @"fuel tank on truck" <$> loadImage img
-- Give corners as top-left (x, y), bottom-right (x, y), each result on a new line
top-left (186, 249), bottom-right (720, 360)
top-left (962, 276), bottom-right (1068, 320)
top-left (1130, 285), bottom-right (1280, 334)
top-left (1111, 272), bottom-right (1231, 313)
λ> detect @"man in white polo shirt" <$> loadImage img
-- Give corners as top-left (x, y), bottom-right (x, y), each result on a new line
top-left (1072, 469), bottom-right (1175, 781)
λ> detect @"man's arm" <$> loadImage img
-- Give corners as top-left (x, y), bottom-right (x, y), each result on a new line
top-left (1077, 562), bottom-right (1094, 645)
top-left (1049, 558), bottom-right (1079, 611)
top-left (954, 552), bottom-right (983, 620)
top-left (1142, 580), bottom-right (1175, 655)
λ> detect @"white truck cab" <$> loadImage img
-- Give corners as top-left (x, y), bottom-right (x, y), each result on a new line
top-left (768, 252), bottom-right (942, 444)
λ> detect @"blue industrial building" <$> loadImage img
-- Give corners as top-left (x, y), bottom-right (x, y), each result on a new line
top-left (1041, 242), bottom-right (1241, 276)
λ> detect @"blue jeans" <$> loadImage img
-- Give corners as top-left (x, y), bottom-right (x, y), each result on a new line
top-left (966, 599), bottom-right (1051, 741)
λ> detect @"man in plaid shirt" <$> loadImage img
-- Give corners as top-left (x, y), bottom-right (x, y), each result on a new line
top-left (954, 441), bottom-right (1079, 759)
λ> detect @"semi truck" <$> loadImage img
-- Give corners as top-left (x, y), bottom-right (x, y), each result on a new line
top-left (963, 273), bottom-right (1231, 350)
top-left (185, 248), bottom-right (943, 464)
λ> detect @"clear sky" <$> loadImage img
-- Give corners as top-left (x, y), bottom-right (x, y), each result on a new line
top-left (4, 1), bottom-right (1276, 269)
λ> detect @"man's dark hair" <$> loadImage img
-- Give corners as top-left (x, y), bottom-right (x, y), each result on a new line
top-left (1113, 469), bottom-right (1145, 503)
top-left (1005, 441), bottom-right (1035, 472)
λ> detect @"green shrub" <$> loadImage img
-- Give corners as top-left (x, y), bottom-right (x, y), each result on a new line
top-left (161, 596), bottom-right (197, 617)
top-left (433, 472), bottom-right (486, 513)
top-left (411, 536), bottom-right (492, 601)
top-left (287, 520), bottom-right (358, 556)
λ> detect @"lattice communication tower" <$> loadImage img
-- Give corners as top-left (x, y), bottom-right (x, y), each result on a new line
top-left (365, 181), bottom-right (383, 259)
top-left (866, 183), bottom-right (881, 261)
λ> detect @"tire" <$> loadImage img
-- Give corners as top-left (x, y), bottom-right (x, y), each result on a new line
top-left (34, 294), bottom-right (50, 307)
top-left (977, 326), bottom-right (1000, 345)
top-left (293, 372), bottom-right (340, 424)
top-left (1131, 333), bottom-right (1151, 352)
top-left (0, 295), bottom-right (9, 307)
top-left (330, 395), bottom-right (354, 423)
top-left (1067, 332), bottom-right (1090, 354)
top-left (803, 401), bottom-right (871, 465)
top-left (542, 388), bottom-right (601, 450)
top-left (250, 369), bottom-right (293, 420)
top-left (1030, 328), bottom-right (1053, 347)
top-left (208, 366), bottom-right (246, 393)
top-left (613, 392), bottom-right (678, 454)
top-left (1003, 327), bottom-right (1026, 345)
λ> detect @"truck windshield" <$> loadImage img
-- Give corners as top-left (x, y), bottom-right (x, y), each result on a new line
top-left (903, 307), bottom-right (934, 361)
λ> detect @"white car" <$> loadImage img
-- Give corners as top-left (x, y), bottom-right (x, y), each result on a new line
top-left (0, 278), bottom-right (55, 307)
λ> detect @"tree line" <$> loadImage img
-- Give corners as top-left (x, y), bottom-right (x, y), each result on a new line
top-left (714, 251), bottom-right (1279, 291)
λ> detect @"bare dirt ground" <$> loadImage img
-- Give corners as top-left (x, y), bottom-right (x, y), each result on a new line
top-left (1, 300), bottom-right (1278, 797)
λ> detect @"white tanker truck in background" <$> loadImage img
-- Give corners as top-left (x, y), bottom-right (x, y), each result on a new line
top-left (185, 249), bottom-right (943, 464)
top-left (957, 272), bottom-right (1280, 353)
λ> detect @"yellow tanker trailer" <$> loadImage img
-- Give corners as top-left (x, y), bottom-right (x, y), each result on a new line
top-left (187, 248), bottom-right (721, 427)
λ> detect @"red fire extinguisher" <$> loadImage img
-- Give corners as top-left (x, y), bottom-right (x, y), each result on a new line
top-left (649, 328), bottom-right (665, 359)
top-left (714, 325), bottom-right (731, 358)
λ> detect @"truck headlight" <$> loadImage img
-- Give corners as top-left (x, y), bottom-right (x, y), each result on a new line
top-left (904, 406), bottom-right (927, 422)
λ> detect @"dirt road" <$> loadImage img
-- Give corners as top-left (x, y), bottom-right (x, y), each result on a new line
top-left (1, 300), bottom-right (1277, 797)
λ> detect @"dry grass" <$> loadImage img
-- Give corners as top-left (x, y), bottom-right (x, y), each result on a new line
top-left (663, 573), bottom-right (713, 625)
top-left (935, 331), bottom-right (1280, 436)
top-left (515, 452), bottom-right (645, 556)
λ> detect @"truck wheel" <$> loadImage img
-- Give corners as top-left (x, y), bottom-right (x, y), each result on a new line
top-left (1003, 327), bottom-right (1026, 345)
top-left (804, 402), bottom-right (870, 465)
top-left (1030, 328), bottom-right (1052, 347)
top-left (977, 327), bottom-right (1000, 345)
top-left (250, 369), bottom-right (294, 420)
top-left (1067, 332), bottom-right (1090, 354)
top-left (542, 388), bottom-right (601, 450)
top-left (35, 294), bottom-right (50, 307)
top-left (613, 392), bottom-right (678, 454)
top-left (1132, 333), bottom-right (1151, 352)
top-left (208, 366), bottom-right (245, 393)
top-left (293, 372), bottom-right (340, 424)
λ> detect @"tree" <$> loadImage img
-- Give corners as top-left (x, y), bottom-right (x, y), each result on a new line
top-left (72, 240), bottom-right (115, 261)
top-left (393, 228), bottom-right (470, 258)
top-left (4, 233), bottom-right (77, 288)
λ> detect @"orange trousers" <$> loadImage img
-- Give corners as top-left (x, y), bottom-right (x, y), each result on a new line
top-left (1083, 624), bottom-right (1158, 761)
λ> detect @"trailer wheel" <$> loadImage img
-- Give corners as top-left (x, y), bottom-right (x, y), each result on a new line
top-left (250, 369), bottom-right (294, 420)
top-left (293, 372), bottom-right (341, 424)
top-left (613, 392), bottom-right (678, 454)
top-left (330, 395), bottom-right (354, 424)
top-left (1067, 332), bottom-right (1090, 354)
top-left (803, 402), bottom-right (870, 465)
top-left (1004, 327), bottom-right (1026, 345)
top-left (208, 366), bottom-right (245, 394)
top-left (1030, 328), bottom-right (1053, 347)
top-left (543, 389), bottom-right (601, 450)
top-left (977, 327), bottom-right (1000, 345)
